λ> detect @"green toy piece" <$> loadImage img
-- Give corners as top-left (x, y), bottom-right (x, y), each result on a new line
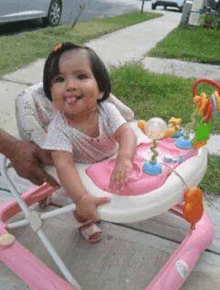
top-left (194, 123), bottom-right (213, 142)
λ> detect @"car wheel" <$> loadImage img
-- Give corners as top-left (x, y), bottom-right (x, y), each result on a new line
top-left (43, 0), bottom-right (62, 27)
top-left (151, 3), bottom-right (156, 9)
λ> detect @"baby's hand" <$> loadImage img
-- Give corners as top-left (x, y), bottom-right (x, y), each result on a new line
top-left (75, 195), bottom-right (110, 222)
top-left (109, 159), bottom-right (132, 192)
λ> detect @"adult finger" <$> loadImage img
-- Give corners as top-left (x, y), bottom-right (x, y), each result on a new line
top-left (34, 145), bottom-right (52, 165)
top-left (43, 174), bottom-right (60, 189)
top-left (36, 168), bottom-right (60, 189)
top-left (19, 169), bottom-right (44, 186)
top-left (27, 165), bottom-right (59, 188)
top-left (27, 175), bottom-right (44, 186)
top-left (12, 167), bottom-right (40, 186)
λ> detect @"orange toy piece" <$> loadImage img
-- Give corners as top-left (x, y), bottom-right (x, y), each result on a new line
top-left (164, 117), bottom-right (182, 138)
top-left (138, 120), bottom-right (148, 135)
top-left (192, 78), bottom-right (220, 122)
top-left (193, 140), bottom-right (207, 149)
top-left (183, 186), bottom-right (204, 230)
top-left (168, 117), bottom-right (182, 131)
top-left (163, 127), bottom-right (175, 138)
top-left (193, 93), bottom-right (213, 122)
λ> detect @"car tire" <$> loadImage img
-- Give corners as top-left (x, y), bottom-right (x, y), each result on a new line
top-left (42, 0), bottom-right (62, 27)
top-left (151, 3), bottom-right (157, 9)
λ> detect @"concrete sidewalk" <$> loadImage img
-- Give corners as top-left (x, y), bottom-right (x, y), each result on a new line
top-left (0, 11), bottom-right (220, 290)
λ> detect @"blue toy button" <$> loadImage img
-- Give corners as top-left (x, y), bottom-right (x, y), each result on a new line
top-left (172, 130), bottom-right (184, 138)
top-left (143, 161), bottom-right (162, 175)
top-left (176, 137), bottom-right (192, 149)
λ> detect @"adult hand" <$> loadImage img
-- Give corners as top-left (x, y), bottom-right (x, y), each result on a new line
top-left (75, 195), bottom-right (110, 222)
top-left (10, 140), bottom-right (60, 188)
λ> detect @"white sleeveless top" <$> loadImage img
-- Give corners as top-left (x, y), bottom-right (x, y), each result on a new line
top-left (43, 102), bottom-right (126, 163)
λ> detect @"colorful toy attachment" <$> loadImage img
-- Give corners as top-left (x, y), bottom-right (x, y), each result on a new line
top-left (163, 117), bottom-right (182, 138)
top-left (191, 78), bottom-right (220, 148)
top-left (192, 79), bottom-right (220, 122)
top-left (183, 186), bottom-right (204, 230)
top-left (138, 118), bottom-right (167, 175)
top-left (138, 118), bottom-right (183, 139)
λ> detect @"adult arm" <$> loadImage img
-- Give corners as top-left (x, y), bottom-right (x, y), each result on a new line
top-left (51, 150), bottom-right (109, 222)
top-left (0, 129), bottom-right (59, 188)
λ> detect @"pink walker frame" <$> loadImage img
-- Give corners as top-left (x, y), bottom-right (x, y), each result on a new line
top-left (0, 150), bottom-right (213, 290)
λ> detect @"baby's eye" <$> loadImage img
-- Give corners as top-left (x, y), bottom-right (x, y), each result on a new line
top-left (54, 76), bottom-right (64, 83)
top-left (78, 74), bottom-right (87, 80)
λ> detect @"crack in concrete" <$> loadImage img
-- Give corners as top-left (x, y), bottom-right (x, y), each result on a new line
top-left (0, 78), bottom-right (33, 86)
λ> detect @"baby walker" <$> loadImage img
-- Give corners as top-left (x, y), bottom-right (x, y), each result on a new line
top-left (0, 78), bottom-right (218, 290)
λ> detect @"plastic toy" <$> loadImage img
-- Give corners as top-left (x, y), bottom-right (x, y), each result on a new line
top-left (176, 78), bottom-right (220, 150)
top-left (138, 117), bottom-right (167, 175)
top-left (164, 117), bottom-right (183, 138)
top-left (0, 78), bottom-right (217, 290)
top-left (183, 185), bottom-right (204, 230)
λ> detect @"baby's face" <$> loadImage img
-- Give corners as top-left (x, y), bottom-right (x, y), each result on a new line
top-left (51, 49), bottom-right (100, 120)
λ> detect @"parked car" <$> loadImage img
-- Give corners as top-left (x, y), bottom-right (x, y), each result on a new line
top-left (151, 0), bottom-right (185, 11)
top-left (0, 0), bottom-right (63, 26)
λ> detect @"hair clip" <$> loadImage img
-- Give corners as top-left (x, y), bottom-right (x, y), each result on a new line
top-left (50, 43), bottom-right (63, 53)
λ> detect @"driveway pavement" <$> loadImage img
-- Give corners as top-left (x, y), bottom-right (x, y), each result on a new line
top-left (0, 9), bottom-right (220, 290)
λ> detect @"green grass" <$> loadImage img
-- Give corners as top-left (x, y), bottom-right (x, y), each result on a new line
top-left (200, 155), bottom-right (220, 195)
top-left (110, 62), bottom-right (220, 194)
top-left (147, 25), bottom-right (220, 64)
top-left (0, 12), bottom-right (162, 76)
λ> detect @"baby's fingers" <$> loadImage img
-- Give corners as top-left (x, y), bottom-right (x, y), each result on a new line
top-left (110, 171), bottom-right (126, 192)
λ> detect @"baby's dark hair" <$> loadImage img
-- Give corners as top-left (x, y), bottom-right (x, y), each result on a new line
top-left (43, 42), bottom-right (111, 102)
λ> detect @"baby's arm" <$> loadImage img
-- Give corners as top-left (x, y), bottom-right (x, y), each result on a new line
top-left (110, 123), bottom-right (136, 191)
top-left (52, 150), bottom-right (109, 222)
